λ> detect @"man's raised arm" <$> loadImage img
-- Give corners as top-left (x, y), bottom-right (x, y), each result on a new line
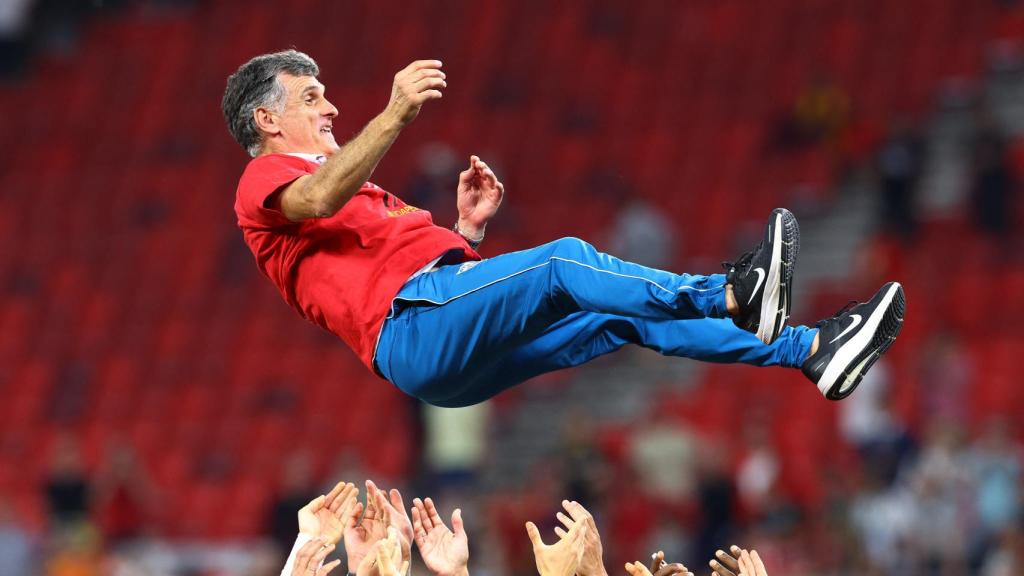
top-left (278, 60), bottom-right (446, 221)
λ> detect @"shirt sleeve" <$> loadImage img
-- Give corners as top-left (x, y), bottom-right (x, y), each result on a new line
top-left (236, 154), bottom-right (315, 229)
top-left (280, 532), bottom-right (317, 576)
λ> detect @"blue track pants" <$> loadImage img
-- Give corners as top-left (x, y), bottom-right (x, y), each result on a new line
top-left (374, 237), bottom-right (817, 407)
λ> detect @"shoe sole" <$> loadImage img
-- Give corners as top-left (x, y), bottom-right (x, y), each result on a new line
top-left (820, 282), bottom-right (905, 400)
top-left (757, 208), bottom-right (800, 344)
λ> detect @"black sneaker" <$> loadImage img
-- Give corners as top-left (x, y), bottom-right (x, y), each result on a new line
top-left (803, 282), bottom-right (906, 400)
top-left (724, 208), bottom-right (800, 344)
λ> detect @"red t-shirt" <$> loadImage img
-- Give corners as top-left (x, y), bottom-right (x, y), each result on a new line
top-left (234, 154), bottom-right (480, 373)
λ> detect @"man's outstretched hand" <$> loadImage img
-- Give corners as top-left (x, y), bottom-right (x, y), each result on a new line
top-left (412, 497), bottom-right (470, 576)
top-left (298, 481), bottom-right (358, 545)
top-left (553, 500), bottom-right (606, 576)
top-left (386, 60), bottom-right (446, 126)
top-left (526, 515), bottom-right (587, 576)
top-left (456, 155), bottom-right (504, 241)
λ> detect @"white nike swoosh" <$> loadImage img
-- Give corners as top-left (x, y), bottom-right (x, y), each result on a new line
top-left (829, 314), bottom-right (863, 344)
top-left (747, 268), bottom-right (766, 305)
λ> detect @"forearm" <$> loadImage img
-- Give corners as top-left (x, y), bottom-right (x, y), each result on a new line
top-left (304, 111), bottom-right (404, 217)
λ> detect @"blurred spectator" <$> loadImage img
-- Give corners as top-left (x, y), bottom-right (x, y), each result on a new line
top-left (44, 523), bottom-right (103, 576)
top-left (736, 422), bottom-right (780, 518)
top-left (607, 199), bottom-right (678, 270)
top-left (773, 75), bottom-right (850, 152)
top-left (628, 409), bottom-right (695, 503)
top-left (848, 465), bottom-right (916, 572)
top-left (876, 120), bottom-right (925, 241)
top-left (967, 418), bottom-right (1022, 550)
top-left (93, 441), bottom-right (156, 546)
top-left (556, 410), bottom-right (609, 506)
top-left (423, 402), bottom-right (490, 490)
top-left (919, 331), bottom-right (973, 424)
top-left (694, 445), bottom-right (738, 565)
top-left (0, 0), bottom-right (32, 77)
top-left (0, 496), bottom-right (34, 576)
top-left (970, 107), bottom-right (1015, 237)
top-left (839, 360), bottom-right (913, 485)
top-left (982, 527), bottom-right (1023, 576)
top-left (268, 451), bottom-right (318, 559)
top-left (45, 435), bottom-right (91, 528)
top-left (907, 419), bottom-right (973, 573)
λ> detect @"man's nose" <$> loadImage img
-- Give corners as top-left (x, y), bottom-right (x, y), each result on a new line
top-left (323, 98), bottom-right (339, 117)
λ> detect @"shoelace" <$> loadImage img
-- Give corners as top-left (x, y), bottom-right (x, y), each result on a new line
top-left (721, 248), bottom-right (756, 276)
top-left (817, 300), bottom-right (859, 328)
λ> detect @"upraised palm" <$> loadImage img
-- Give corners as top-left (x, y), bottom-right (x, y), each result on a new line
top-left (412, 498), bottom-right (469, 576)
top-left (299, 482), bottom-right (358, 545)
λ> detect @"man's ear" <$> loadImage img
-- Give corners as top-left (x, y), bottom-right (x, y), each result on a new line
top-left (254, 106), bottom-right (281, 137)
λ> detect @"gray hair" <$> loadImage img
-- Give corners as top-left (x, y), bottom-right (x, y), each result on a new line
top-left (222, 49), bottom-right (320, 157)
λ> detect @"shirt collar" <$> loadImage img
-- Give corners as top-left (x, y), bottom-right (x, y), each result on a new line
top-left (284, 152), bottom-right (327, 165)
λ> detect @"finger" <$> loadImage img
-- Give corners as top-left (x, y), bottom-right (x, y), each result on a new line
top-left (566, 517), bottom-right (586, 540)
top-left (424, 497), bottom-right (444, 529)
top-left (377, 537), bottom-right (397, 574)
top-left (750, 551), bottom-right (767, 576)
top-left (451, 508), bottom-right (465, 535)
top-left (483, 168), bottom-right (498, 187)
top-left (411, 68), bottom-right (446, 81)
top-left (555, 511), bottom-right (573, 530)
top-left (716, 549), bottom-right (741, 573)
top-left (412, 77), bottom-right (447, 92)
top-left (650, 550), bottom-right (665, 570)
top-left (739, 550), bottom-right (754, 576)
top-left (388, 489), bottom-right (408, 518)
top-left (416, 89), bottom-right (443, 101)
top-left (406, 59), bottom-right (443, 72)
top-left (309, 542), bottom-right (336, 569)
top-left (525, 521), bottom-right (546, 550)
top-left (295, 537), bottom-right (323, 566)
top-left (324, 481), bottom-right (345, 509)
top-left (554, 526), bottom-right (567, 539)
top-left (301, 495), bottom-right (326, 516)
top-left (563, 500), bottom-right (588, 521)
top-left (654, 563), bottom-right (689, 576)
top-left (331, 483), bottom-right (356, 514)
top-left (709, 559), bottom-right (737, 576)
top-left (345, 501), bottom-right (363, 529)
top-left (400, 561), bottom-right (409, 575)
top-left (318, 559), bottom-right (342, 576)
top-left (413, 498), bottom-right (433, 532)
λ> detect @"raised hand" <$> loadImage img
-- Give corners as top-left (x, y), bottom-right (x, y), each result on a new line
top-left (552, 500), bottom-right (606, 576)
top-left (291, 538), bottom-right (342, 576)
top-left (386, 60), bottom-right (446, 126)
top-left (298, 481), bottom-right (358, 546)
top-left (412, 497), bottom-right (469, 576)
top-left (456, 155), bottom-right (504, 240)
top-left (525, 515), bottom-right (587, 576)
top-left (367, 480), bottom-right (414, 562)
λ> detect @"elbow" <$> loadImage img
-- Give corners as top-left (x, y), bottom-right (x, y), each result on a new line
top-left (302, 185), bottom-right (339, 219)
top-left (309, 199), bottom-right (338, 219)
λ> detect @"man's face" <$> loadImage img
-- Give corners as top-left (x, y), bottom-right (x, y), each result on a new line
top-left (271, 72), bottom-right (339, 156)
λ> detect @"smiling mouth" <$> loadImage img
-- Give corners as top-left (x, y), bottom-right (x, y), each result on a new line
top-left (320, 126), bottom-right (333, 135)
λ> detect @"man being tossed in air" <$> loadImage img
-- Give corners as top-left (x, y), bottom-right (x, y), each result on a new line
top-left (222, 50), bottom-right (904, 407)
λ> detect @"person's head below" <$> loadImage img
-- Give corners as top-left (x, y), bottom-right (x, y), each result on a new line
top-left (222, 49), bottom-right (339, 158)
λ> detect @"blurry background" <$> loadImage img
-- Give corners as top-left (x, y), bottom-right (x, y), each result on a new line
top-left (0, 0), bottom-right (1022, 574)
